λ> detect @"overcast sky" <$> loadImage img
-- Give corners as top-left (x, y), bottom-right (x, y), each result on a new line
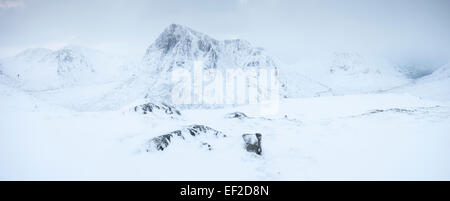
top-left (1, 0), bottom-right (449, 64)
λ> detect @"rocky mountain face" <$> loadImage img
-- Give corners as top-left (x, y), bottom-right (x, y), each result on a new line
top-left (111, 24), bottom-right (284, 107)
top-left (3, 23), bottom-right (446, 110)
top-left (52, 48), bottom-right (95, 80)
top-left (143, 24), bottom-right (277, 73)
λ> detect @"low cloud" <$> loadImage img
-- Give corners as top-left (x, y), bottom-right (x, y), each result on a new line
top-left (0, 0), bottom-right (23, 10)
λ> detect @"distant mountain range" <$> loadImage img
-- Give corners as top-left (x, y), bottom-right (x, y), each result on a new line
top-left (0, 23), bottom-right (448, 110)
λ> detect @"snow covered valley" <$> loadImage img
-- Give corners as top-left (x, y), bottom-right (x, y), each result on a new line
top-left (1, 82), bottom-right (449, 180)
top-left (1, 24), bottom-right (449, 180)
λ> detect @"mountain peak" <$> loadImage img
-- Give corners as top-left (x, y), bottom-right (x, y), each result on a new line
top-left (166, 23), bottom-right (189, 32)
top-left (163, 23), bottom-right (202, 36)
top-left (150, 24), bottom-right (217, 55)
top-left (143, 23), bottom-right (277, 74)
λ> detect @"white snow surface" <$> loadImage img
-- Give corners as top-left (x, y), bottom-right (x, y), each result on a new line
top-left (1, 24), bottom-right (450, 180)
top-left (1, 80), bottom-right (449, 180)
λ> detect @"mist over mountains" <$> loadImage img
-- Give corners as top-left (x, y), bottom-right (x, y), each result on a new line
top-left (0, 23), bottom-right (448, 110)
top-left (1, 1), bottom-right (450, 180)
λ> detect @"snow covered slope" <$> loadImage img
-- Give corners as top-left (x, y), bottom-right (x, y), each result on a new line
top-left (1, 23), bottom-right (450, 180)
top-left (278, 63), bottom-right (333, 97)
top-left (4, 25), bottom-right (408, 111)
top-left (288, 52), bottom-right (412, 95)
top-left (143, 24), bottom-right (278, 73)
top-left (1, 85), bottom-right (449, 180)
top-left (0, 46), bottom-right (138, 111)
top-left (0, 46), bottom-right (131, 91)
top-left (389, 63), bottom-right (450, 101)
top-left (95, 24), bottom-right (289, 109)
top-left (141, 24), bottom-right (283, 103)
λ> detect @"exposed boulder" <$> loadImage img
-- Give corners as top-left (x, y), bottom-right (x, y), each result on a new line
top-left (146, 125), bottom-right (226, 152)
top-left (134, 102), bottom-right (181, 116)
top-left (148, 130), bottom-right (184, 151)
top-left (186, 125), bottom-right (225, 137)
top-left (200, 142), bottom-right (213, 151)
top-left (242, 133), bottom-right (262, 155)
top-left (356, 108), bottom-right (419, 117)
top-left (225, 112), bottom-right (248, 119)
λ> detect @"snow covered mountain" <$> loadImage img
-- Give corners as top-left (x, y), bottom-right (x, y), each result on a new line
top-left (0, 47), bottom-right (94, 90)
top-left (141, 24), bottom-right (282, 102)
top-left (97, 24), bottom-right (290, 109)
top-left (421, 62), bottom-right (450, 82)
top-left (287, 52), bottom-right (413, 95)
top-left (143, 24), bottom-right (277, 73)
top-left (1, 24), bottom-right (447, 111)
top-left (1, 23), bottom-right (450, 181)
top-left (389, 62), bottom-right (450, 101)
top-left (0, 46), bottom-right (131, 91)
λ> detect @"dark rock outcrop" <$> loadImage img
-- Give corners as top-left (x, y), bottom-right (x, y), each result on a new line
top-left (146, 125), bottom-right (225, 152)
top-left (134, 102), bottom-right (181, 116)
top-left (242, 133), bottom-right (262, 155)
top-left (357, 108), bottom-right (418, 117)
top-left (200, 142), bottom-right (213, 151)
top-left (149, 130), bottom-right (184, 151)
top-left (225, 112), bottom-right (248, 119)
